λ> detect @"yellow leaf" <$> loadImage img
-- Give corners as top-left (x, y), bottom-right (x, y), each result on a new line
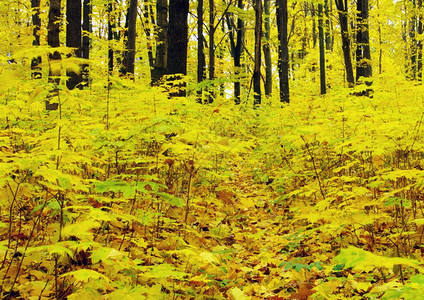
top-left (229, 287), bottom-right (250, 300)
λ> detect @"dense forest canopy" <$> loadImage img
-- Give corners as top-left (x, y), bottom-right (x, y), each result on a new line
top-left (2, 0), bottom-right (424, 299)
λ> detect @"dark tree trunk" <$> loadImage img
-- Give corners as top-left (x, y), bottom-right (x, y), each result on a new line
top-left (208, 0), bottom-right (216, 103)
top-left (108, 1), bottom-right (115, 72)
top-left (418, 0), bottom-right (423, 81)
top-left (325, 0), bottom-right (333, 51)
top-left (226, 0), bottom-right (244, 104)
top-left (263, 0), bottom-right (272, 96)
top-left (167, 0), bottom-right (189, 97)
top-left (253, 0), bottom-right (262, 106)
top-left (82, 0), bottom-right (91, 85)
top-left (47, 0), bottom-right (61, 110)
top-left (151, 0), bottom-right (168, 84)
top-left (318, 4), bottom-right (326, 95)
top-left (197, 0), bottom-right (206, 103)
top-left (66, 0), bottom-right (82, 90)
top-left (277, 0), bottom-right (289, 103)
top-left (234, 0), bottom-right (244, 105)
top-left (335, 0), bottom-right (355, 86)
top-left (31, 0), bottom-right (42, 79)
top-left (311, 4), bottom-right (317, 48)
top-left (356, 0), bottom-right (372, 81)
top-left (142, 1), bottom-right (154, 80)
top-left (126, 0), bottom-right (138, 77)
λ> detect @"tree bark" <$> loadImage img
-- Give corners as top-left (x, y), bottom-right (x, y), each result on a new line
top-left (108, 1), bottom-right (115, 72)
top-left (82, 0), bottom-right (91, 85)
top-left (66, 0), bottom-right (82, 89)
top-left (152, 0), bottom-right (168, 84)
top-left (263, 0), bottom-right (272, 96)
top-left (318, 4), bottom-right (326, 95)
top-left (335, 0), bottom-right (355, 86)
top-left (126, 0), bottom-right (138, 77)
top-left (356, 0), bottom-right (372, 81)
top-left (277, 0), bottom-right (289, 103)
top-left (197, 0), bottom-right (206, 103)
top-left (167, 0), bottom-right (189, 96)
top-left (31, 0), bottom-right (42, 79)
top-left (226, 0), bottom-right (244, 104)
top-left (47, 0), bottom-right (61, 110)
top-left (208, 0), bottom-right (216, 103)
top-left (253, 0), bottom-right (262, 106)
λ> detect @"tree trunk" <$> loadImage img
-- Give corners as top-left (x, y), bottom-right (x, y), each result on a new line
top-left (142, 1), bottom-right (154, 80)
top-left (208, 0), bottom-right (215, 103)
top-left (318, 4), bottom-right (326, 95)
top-left (82, 0), bottom-right (91, 85)
top-left (152, 0), bottom-right (168, 84)
top-left (167, 0), bottom-right (189, 97)
top-left (277, 0), bottom-right (289, 103)
top-left (197, 0), bottom-right (206, 103)
top-left (325, 0), bottom-right (333, 51)
top-left (356, 0), bottom-right (372, 81)
top-left (126, 0), bottom-right (138, 77)
top-left (263, 0), bottom-right (272, 96)
top-left (31, 0), bottom-right (42, 79)
top-left (253, 0), bottom-right (262, 106)
top-left (335, 0), bottom-right (354, 86)
top-left (47, 0), bottom-right (61, 110)
top-left (418, 0), bottom-right (423, 81)
top-left (66, 0), bottom-right (82, 90)
top-left (108, 1), bottom-right (115, 72)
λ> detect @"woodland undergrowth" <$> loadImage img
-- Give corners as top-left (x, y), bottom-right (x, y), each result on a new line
top-left (1, 68), bottom-right (424, 299)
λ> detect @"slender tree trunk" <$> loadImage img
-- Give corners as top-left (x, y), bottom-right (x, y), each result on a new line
top-left (263, 0), bottom-right (272, 96)
top-left (311, 4), bottom-right (317, 48)
top-left (66, 0), bottom-right (82, 89)
top-left (82, 0), bottom-right (91, 85)
top-left (335, 0), bottom-right (354, 86)
top-left (31, 0), bottom-right (42, 79)
top-left (142, 1), bottom-right (154, 80)
top-left (318, 4), bottom-right (326, 94)
top-left (226, 0), bottom-right (244, 104)
top-left (108, 1), bottom-right (115, 72)
top-left (277, 0), bottom-right (289, 103)
top-left (356, 0), bottom-right (372, 81)
top-left (126, 0), bottom-right (138, 77)
top-left (253, 0), bottom-right (262, 106)
top-left (197, 0), bottom-right (206, 103)
top-left (208, 0), bottom-right (216, 103)
top-left (167, 0), bottom-right (189, 97)
top-left (325, 0), bottom-right (333, 51)
top-left (418, 0), bottom-right (423, 81)
top-left (47, 0), bottom-right (61, 110)
top-left (152, 0), bottom-right (168, 84)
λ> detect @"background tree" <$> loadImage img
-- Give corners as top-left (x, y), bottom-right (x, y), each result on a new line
top-left (166, 0), bottom-right (189, 96)
top-left (152, 0), bottom-right (168, 84)
top-left (125, 0), bottom-right (138, 76)
top-left (225, 0), bottom-right (245, 104)
top-left (197, 0), bottom-right (206, 103)
top-left (335, 0), bottom-right (354, 86)
top-left (318, 3), bottom-right (326, 94)
top-left (47, 0), bottom-right (61, 110)
top-left (263, 0), bottom-right (272, 96)
top-left (253, 0), bottom-right (262, 106)
top-left (31, 0), bottom-right (41, 79)
top-left (356, 0), bottom-right (372, 81)
top-left (66, 0), bottom-right (82, 89)
top-left (82, 0), bottom-right (91, 85)
top-left (108, 1), bottom-right (115, 72)
top-left (277, 0), bottom-right (289, 103)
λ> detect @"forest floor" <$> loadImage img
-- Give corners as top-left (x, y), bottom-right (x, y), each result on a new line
top-left (2, 80), bottom-right (424, 299)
